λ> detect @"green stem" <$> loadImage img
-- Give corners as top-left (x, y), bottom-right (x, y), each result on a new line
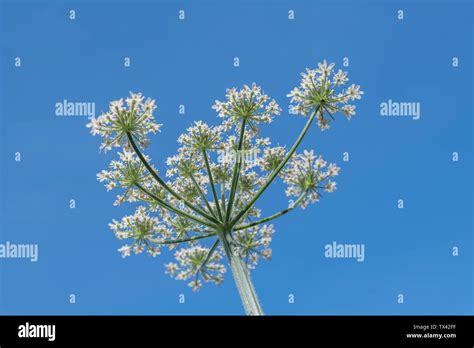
top-left (149, 233), bottom-right (215, 245)
top-left (220, 183), bottom-right (227, 216)
top-left (135, 183), bottom-right (218, 229)
top-left (196, 239), bottom-right (220, 274)
top-left (225, 119), bottom-right (247, 223)
top-left (202, 149), bottom-right (223, 221)
top-left (230, 107), bottom-right (319, 227)
top-left (219, 230), bottom-right (263, 315)
top-left (189, 173), bottom-right (218, 220)
top-left (234, 191), bottom-right (307, 231)
top-left (126, 132), bottom-right (220, 225)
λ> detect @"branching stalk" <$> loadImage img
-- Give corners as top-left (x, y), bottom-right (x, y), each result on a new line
top-left (202, 149), bottom-right (224, 221)
top-left (220, 183), bottom-right (227, 216)
top-left (135, 183), bottom-right (218, 229)
top-left (234, 191), bottom-right (307, 230)
top-left (230, 107), bottom-right (320, 227)
top-left (196, 239), bottom-right (220, 274)
top-left (225, 119), bottom-right (247, 223)
top-left (188, 173), bottom-right (218, 220)
top-left (149, 233), bottom-right (216, 245)
top-left (126, 132), bottom-right (220, 225)
top-left (90, 63), bottom-right (362, 315)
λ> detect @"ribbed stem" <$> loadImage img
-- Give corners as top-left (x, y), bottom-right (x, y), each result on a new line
top-left (219, 230), bottom-right (263, 315)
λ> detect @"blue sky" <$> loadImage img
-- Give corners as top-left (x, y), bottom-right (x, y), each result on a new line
top-left (0, 0), bottom-right (472, 315)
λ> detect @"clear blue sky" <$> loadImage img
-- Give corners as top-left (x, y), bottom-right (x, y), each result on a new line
top-left (0, 0), bottom-right (472, 315)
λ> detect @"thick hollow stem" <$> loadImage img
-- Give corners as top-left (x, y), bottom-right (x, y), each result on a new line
top-left (219, 230), bottom-right (263, 316)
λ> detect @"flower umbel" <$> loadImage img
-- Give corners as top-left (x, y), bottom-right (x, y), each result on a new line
top-left (110, 206), bottom-right (170, 258)
top-left (288, 60), bottom-right (363, 130)
top-left (282, 150), bottom-right (340, 209)
top-left (212, 83), bottom-right (281, 133)
top-left (233, 224), bottom-right (274, 269)
top-left (97, 150), bottom-right (156, 205)
top-left (166, 246), bottom-right (226, 291)
top-left (88, 60), bottom-right (363, 315)
top-left (87, 92), bottom-right (161, 152)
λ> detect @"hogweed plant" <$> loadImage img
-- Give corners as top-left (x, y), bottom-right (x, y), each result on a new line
top-left (87, 60), bottom-right (363, 315)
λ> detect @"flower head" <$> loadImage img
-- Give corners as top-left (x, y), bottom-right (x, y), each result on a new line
top-left (287, 60), bottom-right (363, 130)
top-left (178, 121), bottom-right (223, 150)
top-left (111, 206), bottom-right (171, 258)
top-left (166, 245), bottom-right (226, 290)
top-left (97, 150), bottom-right (156, 205)
top-left (281, 150), bottom-right (340, 208)
top-left (87, 92), bottom-right (161, 152)
top-left (257, 146), bottom-right (287, 172)
top-left (233, 224), bottom-right (274, 269)
top-left (212, 83), bottom-right (281, 132)
top-left (89, 59), bottom-right (363, 300)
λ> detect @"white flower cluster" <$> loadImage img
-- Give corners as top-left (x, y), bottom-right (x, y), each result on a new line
top-left (212, 83), bottom-right (281, 131)
top-left (165, 246), bottom-right (226, 291)
top-left (89, 61), bottom-right (362, 294)
top-left (166, 130), bottom-right (272, 223)
top-left (97, 150), bottom-right (156, 206)
top-left (233, 224), bottom-right (274, 269)
top-left (215, 133), bottom-right (275, 220)
top-left (282, 150), bottom-right (340, 208)
top-left (165, 158), bottom-right (210, 207)
top-left (87, 92), bottom-right (161, 152)
top-left (178, 121), bottom-right (223, 150)
top-left (287, 60), bottom-right (363, 130)
top-left (111, 206), bottom-right (170, 258)
top-left (257, 146), bottom-right (287, 172)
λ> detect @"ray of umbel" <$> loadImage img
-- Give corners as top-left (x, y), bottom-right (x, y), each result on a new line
top-left (87, 60), bottom-right (363, 315)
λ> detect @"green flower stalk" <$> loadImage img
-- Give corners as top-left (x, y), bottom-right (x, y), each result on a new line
top-left (87, 60), bottom-right (363, 315)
